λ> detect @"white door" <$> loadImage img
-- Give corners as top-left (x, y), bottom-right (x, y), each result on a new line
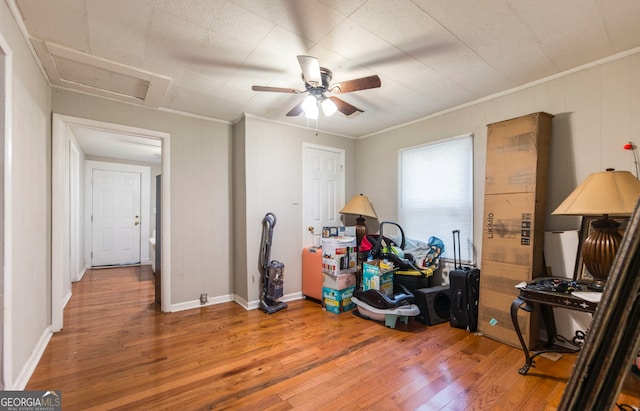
top-left (92, 169), bottom-right (142, 266)
top-left (303, 145), bottom-right (344, 247)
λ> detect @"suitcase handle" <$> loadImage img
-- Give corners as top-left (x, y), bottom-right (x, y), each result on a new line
top-left (452, 229), bottom-right (462, 270)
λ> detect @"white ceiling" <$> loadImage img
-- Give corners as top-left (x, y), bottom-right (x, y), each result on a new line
top-left (10, 0), bottom-right (640, 147)
top-left (70, 125), bottom-right (162, 164)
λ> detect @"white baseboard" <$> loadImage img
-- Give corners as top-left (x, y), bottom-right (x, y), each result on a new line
top-left (75, 266), bottom-right (87, 282)
top-left (235, 292), bottom-right (304, 311)
top-left (11, 327), bottom-right (53, 390)
top-left (169, 293), bottom-right (234, 312)
top-left (233, 295), bottom-right (252, 310)
top-left (63, 290), bottom-right (72, 309)
top-left (283, 292), bottom-right (304, 303)
top-left (170, 292), bottom-right (304, 313)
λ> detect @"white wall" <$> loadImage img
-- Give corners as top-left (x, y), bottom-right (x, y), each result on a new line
top-left (53, 74), bottom-right (357, 312)
top-left (236, 116), bottom-right (357, 305)
top-left (52, 89), bottom-right (232, 307)
top-left (0, 33), bottom-right (6, 391)
top-left (1, 0), bottom-right (53, 388)
top-left (358, 51), bottom-right (640, 266)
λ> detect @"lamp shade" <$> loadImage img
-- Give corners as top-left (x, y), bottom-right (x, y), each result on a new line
top-left (340, 194), bottom-right (378, 219)
top-left (552, 169), bottom-right (640, 216)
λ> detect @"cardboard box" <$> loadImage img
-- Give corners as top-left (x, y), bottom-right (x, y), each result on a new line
top-left (322, 227), bottom-right (356, 238)
top-left (323, 297), bottom-right (355, 314)
top-left (479, 112), bottom-right (552, 349)
top-left (322, 285), bottom-right (356, 314)
top-left (323, 273), bottom-right (356, 290)
top-left (339, 226), bottom-right (356, 237)
top-left (321, 237), bottom-right (357, 275)
top-left (481, 192), bottom-right (543, 270)
top-left (484, 112), bottom-right (552, 196)
top-left (362, 260), bottom-right (395, 296)
top-left (322, 226), bottom-right (340, 238)
top-left (322, 286), bottom-right (355, 301)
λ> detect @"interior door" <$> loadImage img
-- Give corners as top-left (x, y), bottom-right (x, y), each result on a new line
top-left (303, 145), bottom-right (344, 247)
top-left (92, 169), bottom-right (141, 266)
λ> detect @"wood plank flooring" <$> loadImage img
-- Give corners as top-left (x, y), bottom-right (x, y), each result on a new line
top-left (27, 266), bottom-right (639, 410)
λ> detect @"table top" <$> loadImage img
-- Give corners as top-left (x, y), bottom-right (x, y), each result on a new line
top-left (517, 277), bottom-right (599, 313)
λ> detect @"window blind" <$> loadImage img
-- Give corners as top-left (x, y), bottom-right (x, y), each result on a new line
top-left (398, 134), bottom-right (474, 263)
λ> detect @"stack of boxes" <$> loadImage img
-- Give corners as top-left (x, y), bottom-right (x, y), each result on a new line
top-left (321, 235), bottom-right (357, 314)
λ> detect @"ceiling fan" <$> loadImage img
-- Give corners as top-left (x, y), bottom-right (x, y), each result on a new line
top-left (251, 55), bottom-right (381, 119)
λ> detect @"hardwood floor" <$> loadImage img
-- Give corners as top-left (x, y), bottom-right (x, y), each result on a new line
top-left (27, 266), bottom-right (639, 410)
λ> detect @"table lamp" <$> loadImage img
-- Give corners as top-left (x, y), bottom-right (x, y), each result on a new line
top-left (340, 194), bottom-right (378, 247)
top-left (552, 169), bottom-right (640, 290)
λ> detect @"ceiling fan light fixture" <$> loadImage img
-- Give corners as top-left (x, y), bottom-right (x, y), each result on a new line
top-left (252, 55), bottom-right (381, 119)
top-left (302, 95), bottom-right (319, 119)
top-left (301, 95), bottom-right (317, 112)
top-left (321, 97), bottom-right (337, 116)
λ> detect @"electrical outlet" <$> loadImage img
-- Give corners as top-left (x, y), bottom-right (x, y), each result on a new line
top-left (200, 293), bottom-right (208, 304)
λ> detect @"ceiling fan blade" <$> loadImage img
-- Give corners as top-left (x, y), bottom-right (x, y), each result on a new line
top-left (286, 101), bottom-right (304, 117)
top-left (328, 96), bottom-right (364, 116)
top-left (252, 85), bottom-right (303, 93)
top-left (330, 75), bottom-right (381, 94)
top-left (297, 55), bottom-right (322, 87)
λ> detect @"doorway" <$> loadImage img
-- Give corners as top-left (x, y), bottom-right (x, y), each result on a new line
top-left (302, 143), bottom-right (345, 248)
top-left (52, 114), bottom-right (171, 332)
top-left (89, 166), bottom-right (147, 267)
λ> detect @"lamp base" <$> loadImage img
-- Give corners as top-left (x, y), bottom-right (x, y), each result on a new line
top-left (582, 217), bottom-right (622, 291)
top-left (355, 216), bottom-right (367, 250)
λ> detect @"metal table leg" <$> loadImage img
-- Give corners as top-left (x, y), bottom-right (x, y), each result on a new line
top-left (511, 296), bottom-right (535, 374)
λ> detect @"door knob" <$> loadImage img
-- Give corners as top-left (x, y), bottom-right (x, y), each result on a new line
top-left (134, 221), bottom-right (140, 226)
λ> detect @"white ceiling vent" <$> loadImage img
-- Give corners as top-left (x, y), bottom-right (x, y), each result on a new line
top-left (31, 39), bottom-right (170, 107)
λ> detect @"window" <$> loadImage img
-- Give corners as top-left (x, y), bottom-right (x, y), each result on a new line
top-left (398, 134), bottom-right (474, 263)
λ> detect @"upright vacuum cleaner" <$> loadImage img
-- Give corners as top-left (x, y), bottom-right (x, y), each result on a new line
top-left (259, 212), bottom-right (287, 314)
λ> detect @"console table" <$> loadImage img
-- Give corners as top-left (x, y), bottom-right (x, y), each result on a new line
top-left (511, 283), bottom-right (599, 375)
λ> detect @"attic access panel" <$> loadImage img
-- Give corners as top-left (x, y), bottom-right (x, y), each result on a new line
top-left (31, 40), bottom-right (170, 107)
top-left (53, 55), bottom-right (148, 99)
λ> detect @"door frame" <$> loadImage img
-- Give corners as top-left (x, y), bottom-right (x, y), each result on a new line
top-left (85, 161), bottom-right (150, 268)
top-left (1, 30), bottom-right (13, 390)
top-left (301, 143), bottom-right (345, 249)
top-left (52, 114), bottom-right (172, 332)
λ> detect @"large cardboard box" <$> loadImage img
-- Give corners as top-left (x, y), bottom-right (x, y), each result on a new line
top-left (482, 193), bottom-right (543, 270)
top-left (321, 237), bottom-right (357, 276)
top-left (479, 112), bottom-right (553, 349)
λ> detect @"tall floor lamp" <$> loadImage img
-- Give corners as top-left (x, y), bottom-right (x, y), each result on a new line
top-left (552, 169), bottom-right (640, 290)
top-left (339, 194), bottom-right (378, 248)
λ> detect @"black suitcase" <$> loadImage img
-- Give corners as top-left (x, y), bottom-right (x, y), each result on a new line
top-left (449, 230), bottom-right (480, 331)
